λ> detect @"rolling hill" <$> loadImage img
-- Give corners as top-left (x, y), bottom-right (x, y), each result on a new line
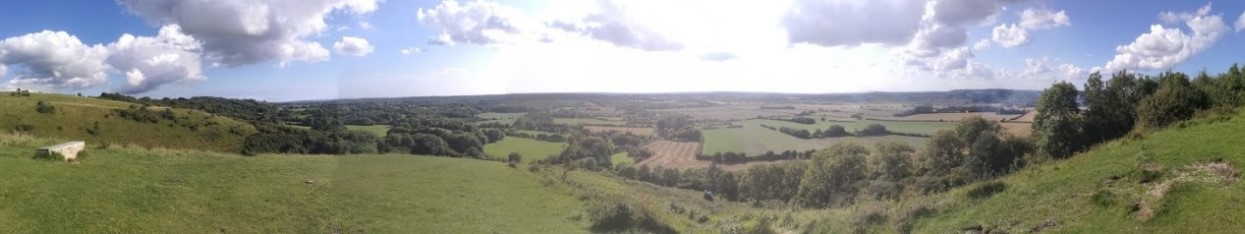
top-left (0, 92), bottom-right (256, 153)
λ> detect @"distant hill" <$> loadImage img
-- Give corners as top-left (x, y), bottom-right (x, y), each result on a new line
top-left (0, 92), bottom-right (256, 152)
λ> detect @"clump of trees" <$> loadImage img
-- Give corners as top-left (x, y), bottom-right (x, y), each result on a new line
top-left (855, 124), bottom-right (888, 136)
top-left (656, 116), bottom-right (701, 142)
top-left (9, 88), bottom-right (32, 97)
top-left (1032, 65), bottom-right (1245, 160)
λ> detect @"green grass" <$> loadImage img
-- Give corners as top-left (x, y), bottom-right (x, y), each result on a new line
top-left (701, 120), bottom-right (928, 155)
top-left (482, 137), bottom-right (566, 162)
top-left (0, 92), bottom-right (256, 153)
top-left (345, 125), bottom-right (390, 137)
top-left (0, 135), bottom-right (589, 233)
top-left (897, 111), bottom-right (1245, 232)
top-left (610, 152), bottom-right (634, 165)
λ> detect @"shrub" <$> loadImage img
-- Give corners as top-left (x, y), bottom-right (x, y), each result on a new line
top-left (14, 124), bottom-right (35, 133)
top-left (35, 101), bottom-right (56, 114)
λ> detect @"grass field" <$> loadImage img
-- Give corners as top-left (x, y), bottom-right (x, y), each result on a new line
top-left (475, 112), bottom-right (525, 126)
top-left (0, 134), bottom-right (589, 233)
top-left (553, 118), bottom-right (626, 126)
top-left (585, 126), bottom-right (654, 135)
top-left (0, 92), bottom-right (256, 153)
top-left (483, 137), bottom-right (566, 162)
top-left (700, 119), bottom-right (939, 155)
top-left (610, 152), bottom-right (634, 165)
top-left (345, 125), bottom-right (390, 137)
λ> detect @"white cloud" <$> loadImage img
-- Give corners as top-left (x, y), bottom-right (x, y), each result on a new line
top-left (107, 25), bottom-right (206, 94)
top-left (991, 24), bottom-right (1029, 48)
top-left (1019, 57), bottom-right (1085, 83)
top-left (417, 0), bottom-right (533, 46)
top-left (400, 47), bottom-right (423, 55)
top-left (548, 0), bottom-right (684, 51)
top-left (0, 31), bottom-right (110, 91)
top-left (1235, 10), bottom-right (1245, 32)
top-left (333, 36), bottom-right (374, 56)
top-left (1019, 9), bottom-right (1070, 29)
top-left (932, 47), bottom-right (973, 71)
top-left (117, 0), bottom-right (379, 66)
top-left (972, 39), bottom-right (991, 50)
top-left (1104, 3), bottom-right (1226, 71)
top-left (782, 0), bottom-right (926, 47)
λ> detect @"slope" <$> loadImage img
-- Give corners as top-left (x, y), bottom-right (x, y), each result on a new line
top-left (907, 111), bottom-right (1245, 233)
top-left (0, 92), bottom-right (255, 152)
top-left (0, 134), bottom-right (590, 233)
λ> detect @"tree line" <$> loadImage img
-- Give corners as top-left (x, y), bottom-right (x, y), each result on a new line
top-left (607, 116), bottom-right (1031, 208)
top-left (1033, 64), bottom-right (1245, 159)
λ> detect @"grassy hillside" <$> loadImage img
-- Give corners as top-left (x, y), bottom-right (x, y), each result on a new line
top-left (897, 111), bottom-right (1245, 233)
top-left (680, 111), bottom-right (1245, 233)
top-left (0, 92), bottom-right (255, 152)
top-left (0, 134), bottom-right (589, 233)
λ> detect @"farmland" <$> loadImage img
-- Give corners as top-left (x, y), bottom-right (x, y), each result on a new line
top-left (584, 126), bottom-right (654, 135)
top-left (552, 117), bottom-right (626, 126)
top-left (345, 125), bottom-right (390, 137)
top-left (482, 137), bottom-right (565, 162)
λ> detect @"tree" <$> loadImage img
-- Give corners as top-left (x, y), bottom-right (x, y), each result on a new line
top-left (1033, 81), bottom-right (1083, 159)
top-left (1137, 71), bottom-right (1208, 128)
top-left (824, 125), bottom-right (849, 137)
top-left (796, 143), bottom-right (868, 208)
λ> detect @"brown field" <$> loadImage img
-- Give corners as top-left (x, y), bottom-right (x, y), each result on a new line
top-left (888, 112), bottom-right (1024, 122)
top-left (637, 140), bottom-right (788, 171)
top-left (584, 126), bottom-right (655, 135)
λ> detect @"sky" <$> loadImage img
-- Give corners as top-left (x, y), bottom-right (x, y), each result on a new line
top-left (0, 0), bottom-right (1244, 101)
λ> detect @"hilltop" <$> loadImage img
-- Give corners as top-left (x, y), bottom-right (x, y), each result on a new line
top-left (0, 92), bottom-right (256, 152)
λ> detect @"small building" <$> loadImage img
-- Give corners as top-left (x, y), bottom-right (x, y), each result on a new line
top-left (36, 141), bottom-right (85, 162)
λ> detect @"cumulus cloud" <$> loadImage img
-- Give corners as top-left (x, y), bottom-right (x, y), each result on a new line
top-left (1019, 9), bottom-right (1071, 29)
top-left (334, 36), bottom-right (374, 56)
top-left (549, 0), bottom-right (684, 51)
top-left (400, 47), bottom-right (423, 55)
top-left (992, 24), bottom-right (1029, 48)
top-left (932, 47), bottom-right (973, 71)
top-left (417, 0), bottom-right (531, 46)
top-left (0, 31), bottom-right (110, 90)
top-left (1020, 58), bottom-right (1085, 82)
top-left (972, 39), bottom-right (991, 50)
top-left (117, 0), bottom-right (378, 67)
top-left (1104, 3), bottom-right (1226, 71)
top-left (1235, 10), bottom-right (1245, 32)
top-left (107, 25), bottom-right (205, 94)
top-left (782, 0), bottom-right (926, 47)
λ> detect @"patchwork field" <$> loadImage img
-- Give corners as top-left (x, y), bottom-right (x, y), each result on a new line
top-left (637, 140), bottom-right (782, 171)
top-left (553, 118), bottom-right (626, 126)
top-left (654, 106), bottom-right (804, 120)
top-left (483, 137), bottom-right (566, 162)
top-left (883, 112), bottom-right (1024, 122)
top-left (701, 126), bottom-right (928, 155)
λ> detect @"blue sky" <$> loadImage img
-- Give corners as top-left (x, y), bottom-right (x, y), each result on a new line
top-left (0, 0), bottom-right (1243, 101)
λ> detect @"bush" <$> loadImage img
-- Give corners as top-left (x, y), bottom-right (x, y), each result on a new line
top-left (14, 124), bottom-right (35, 133)
top-left (35, 101), bottom-right (56, 114)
